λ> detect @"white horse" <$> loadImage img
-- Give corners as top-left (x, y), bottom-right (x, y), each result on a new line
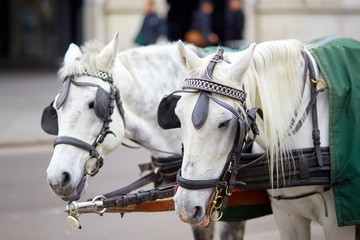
top-left (171, 39), bottom-right (356, 239)
top-left (43, 34), bottom-right (245, 240)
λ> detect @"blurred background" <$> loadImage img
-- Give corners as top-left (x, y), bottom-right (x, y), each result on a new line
top-left (0, 0), bottom-right (359, 69)
top-left (0, 0), bottom-right (359, 239)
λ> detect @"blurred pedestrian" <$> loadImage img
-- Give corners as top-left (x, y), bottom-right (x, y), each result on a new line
top-left (185, 0), bottom-right (219, 47)
top-left (135, 0), bottom-right (166, 46)
top-left (223, 0), bottom-right (244, 49)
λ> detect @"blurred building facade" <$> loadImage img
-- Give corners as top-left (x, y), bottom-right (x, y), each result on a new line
top-left (0, 0), bottom-right (83, 69)
top-left (82, 0), bottom-right (360, 49)
top-left (1, 0), bottom-right (359, 69)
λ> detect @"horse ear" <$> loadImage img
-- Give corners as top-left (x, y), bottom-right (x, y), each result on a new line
top-left (64, 43), bottom-right (82, 64)
top-left (178, 40), bottom-right (201, 70)
top-left (228, 43), bottom-right (256, 81)
top-left (99, 32), bottom-right (119, 67)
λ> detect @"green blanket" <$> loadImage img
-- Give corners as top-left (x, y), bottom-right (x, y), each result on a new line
top-left (309, 37), bottom-right (360, 226)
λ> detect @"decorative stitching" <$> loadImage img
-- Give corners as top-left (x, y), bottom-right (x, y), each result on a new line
top-left (183, 78), bottom-right (246, 103)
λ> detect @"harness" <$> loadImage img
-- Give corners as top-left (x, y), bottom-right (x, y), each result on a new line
top-left (158, 48), bottom-right (260, 221)
top-left (41, 70), bottom-right (126, 176)
top-left (62, 47), bottom-right (350, 228)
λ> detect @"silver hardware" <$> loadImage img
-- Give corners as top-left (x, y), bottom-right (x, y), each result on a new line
top-left (91, 195), bottom-right (107, 214)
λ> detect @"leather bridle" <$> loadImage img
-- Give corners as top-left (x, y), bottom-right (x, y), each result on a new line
top-left (175, 48), bottom-right (260, 221)
top-left (53, 70), bottom-right (126, 177)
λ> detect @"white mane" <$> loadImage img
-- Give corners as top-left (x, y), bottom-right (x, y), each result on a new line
top-left (247, 39), bottom-right (305, 183)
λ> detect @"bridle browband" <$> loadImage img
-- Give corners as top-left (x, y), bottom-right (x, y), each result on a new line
top-left (175, 48), bottom-right (260, 221)
top-left (54, 70), bottom-right (126, 177)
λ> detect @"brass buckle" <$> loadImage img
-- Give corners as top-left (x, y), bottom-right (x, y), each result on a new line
top-left (311, 79), bottom-right (327, 92)
top-left (209, 187), bottom-right (224, 221)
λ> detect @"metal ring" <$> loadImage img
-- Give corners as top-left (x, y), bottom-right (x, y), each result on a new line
top-left (68, 201), bottom-right (79, 215)
top-left (213, 196), bottom-right (224, 210)
top-left (84, 156), bottom-right (100, 176)
top-left (311, 79), bottom-right (327, 92)
top-left (209, 205), bottom-right (223, 221)
top-left (91, 195), bottom-right (107, 214)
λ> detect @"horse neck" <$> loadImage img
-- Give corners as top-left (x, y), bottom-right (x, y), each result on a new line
top-left (112, 45), bottom-right (185, 157)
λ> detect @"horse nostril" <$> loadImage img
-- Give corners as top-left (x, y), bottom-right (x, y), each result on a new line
top-left (61, 172), bottom-right (71, 188)
top-left (193, 206), bottom-right (204, 221)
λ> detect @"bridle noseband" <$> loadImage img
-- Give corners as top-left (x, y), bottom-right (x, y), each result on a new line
top-left (175, 48), bottom-right (260, 221)
top-left (53, 70), bottom-right (126, 177)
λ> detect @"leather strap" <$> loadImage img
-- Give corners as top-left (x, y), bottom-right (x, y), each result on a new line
top-left (177, 170), bottom-right (227, 190)
top-left (103, 184), bottom-right (176, 208)
top-left (54, 136), bottom-right (100, 158)
top-left (305, 51), bottom-right (323, 166)
top-left (191, 48), bottom-right (224, 130)
top-left (103, 172), bottom-right (161, 198)
top-left (290, 52), bottom-right (324, 166)
top-left (236, 147), bottom-right (330, 189)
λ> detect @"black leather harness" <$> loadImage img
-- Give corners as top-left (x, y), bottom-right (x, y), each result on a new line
top-left (41, 70), bottom-right (126, 176)
top-left (171, 49), bottom-right (260, 220)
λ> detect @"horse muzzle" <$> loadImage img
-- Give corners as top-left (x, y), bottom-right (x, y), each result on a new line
top-left (47, 173), bottom-right (87, 201)
top-left (174, 187), bottom-right (212, 227)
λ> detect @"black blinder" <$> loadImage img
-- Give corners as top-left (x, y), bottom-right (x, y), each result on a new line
top-left (41, 102), bottom-right (58, 135)
top-left (94, 87), bottom-right (111, 121)
top-left (192, 91), bottom-right (209, 130)
top-left (157, 94), bottom-right (181, 129)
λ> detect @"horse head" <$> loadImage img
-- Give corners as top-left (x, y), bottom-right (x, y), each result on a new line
top-left (171, 41), bottom-right (256, 226)
top-left (44, 33), bottom-right (126, 201)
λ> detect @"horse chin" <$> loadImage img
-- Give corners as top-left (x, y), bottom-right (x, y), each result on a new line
top-left (61, 176), bottom-right (87, 202)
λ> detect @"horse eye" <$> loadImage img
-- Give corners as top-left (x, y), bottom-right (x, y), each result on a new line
top-left (89, 101), bottom-right (94, 109)
top-left (218, 119), bottom-right (231, 128)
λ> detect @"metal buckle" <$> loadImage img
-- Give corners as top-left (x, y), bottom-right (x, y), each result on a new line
top-left (209, 187), bottom-right (224, 221)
